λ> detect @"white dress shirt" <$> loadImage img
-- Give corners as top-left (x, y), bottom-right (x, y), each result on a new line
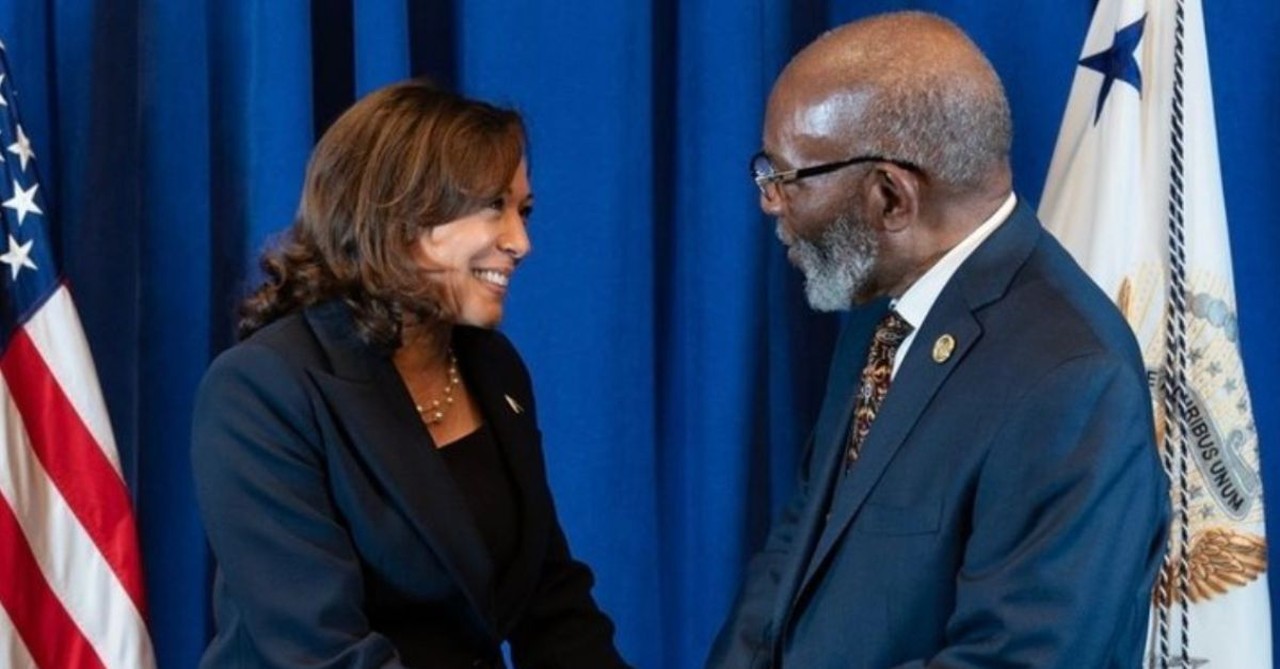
top-left (890, 192), bottom-right (1018, 377)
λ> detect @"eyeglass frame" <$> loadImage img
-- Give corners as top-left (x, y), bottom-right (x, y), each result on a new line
top-left (750, 151), bottom-right (923, 200)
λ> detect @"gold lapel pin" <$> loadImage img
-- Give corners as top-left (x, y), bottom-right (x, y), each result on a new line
top-left (504, 394), bottom-right (524, 414)
top-left (932, 334), bottom-right (956, 363)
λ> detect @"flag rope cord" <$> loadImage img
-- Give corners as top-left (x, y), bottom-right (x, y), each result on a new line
top-left (1157, 0), bottom-right (1192, 666)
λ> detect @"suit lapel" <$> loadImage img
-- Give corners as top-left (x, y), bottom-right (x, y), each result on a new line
top-left (797, 305), bottom-right (980, 594)
top-left (302, 303), bottom-right (497, 635)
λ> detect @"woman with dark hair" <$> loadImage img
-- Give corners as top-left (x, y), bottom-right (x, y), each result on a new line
top-left (191, 80), bottom-right (631, 669)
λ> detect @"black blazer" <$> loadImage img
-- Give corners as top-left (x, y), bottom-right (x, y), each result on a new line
top-left (192, 300), bottom-right (629, 669)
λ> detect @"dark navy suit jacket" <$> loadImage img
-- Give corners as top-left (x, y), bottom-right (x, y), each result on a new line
top-left (192, 301), bottom-right (628, 669)
top-left (708, 202), bottom-right (1170, 668)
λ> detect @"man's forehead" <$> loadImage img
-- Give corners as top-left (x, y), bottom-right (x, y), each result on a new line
top-left (765, 86), bottom-right (870, 148)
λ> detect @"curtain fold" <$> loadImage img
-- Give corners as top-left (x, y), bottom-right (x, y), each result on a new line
top-left (137, 3), bottom-right (214, 665)
top-left (1, 1), bottom-right (1275, 667)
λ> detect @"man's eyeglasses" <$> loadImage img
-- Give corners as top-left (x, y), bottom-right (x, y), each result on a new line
top-left (750, 151), bottom-right (922, 202)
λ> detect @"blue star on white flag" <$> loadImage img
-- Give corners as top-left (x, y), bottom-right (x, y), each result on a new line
top-left (1078, 15), bottom-right (1146, 122)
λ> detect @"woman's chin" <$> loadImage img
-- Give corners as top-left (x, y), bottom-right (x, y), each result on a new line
top-left (454, 307), bottom-right (503, 330)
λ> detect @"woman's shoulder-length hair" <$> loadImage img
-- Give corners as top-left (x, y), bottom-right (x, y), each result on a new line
top-left (237, 79), bottom-right (526, 348)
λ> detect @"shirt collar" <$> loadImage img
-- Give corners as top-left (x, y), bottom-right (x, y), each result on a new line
top-left (892, 192), bottom-right (1018, 330)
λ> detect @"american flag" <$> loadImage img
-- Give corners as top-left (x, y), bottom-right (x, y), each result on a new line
top-left (0, 42), bottom-right (156, 668)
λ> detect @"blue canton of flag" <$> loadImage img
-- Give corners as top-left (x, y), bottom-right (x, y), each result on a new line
top-left (0, 44), bottom-right (56, 344)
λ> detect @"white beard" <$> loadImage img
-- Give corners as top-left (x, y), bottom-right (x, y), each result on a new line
top-left (783, 212), bottom-right (879, 312)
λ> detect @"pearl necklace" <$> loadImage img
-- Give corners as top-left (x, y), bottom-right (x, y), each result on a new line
top-left (415, 350), bottom-right (460, 424)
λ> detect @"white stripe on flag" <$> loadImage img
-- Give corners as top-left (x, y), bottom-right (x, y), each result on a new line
top-left (23, 287), bottom-right (120, 474)
top-left (0, 605), bottom-right (37, 669)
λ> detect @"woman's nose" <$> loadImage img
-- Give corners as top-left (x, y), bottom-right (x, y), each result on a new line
top-left (498, 211), bottom-right (531, 259)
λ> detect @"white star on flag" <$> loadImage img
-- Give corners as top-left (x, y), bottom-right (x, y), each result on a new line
top-left (2, 180), bottom-right (41, 225)
top-left (0, 234), bottom-right (36, 279)
top-left (8, 124), bottom-right (34, 171)
top-left (0, 73), bottom-right (7, 107)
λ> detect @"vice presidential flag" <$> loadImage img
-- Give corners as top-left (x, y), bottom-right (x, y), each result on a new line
top-left (0, 43), bottom-right (157, 668)
top-left (1039, 0), bottom-right (1270, 666)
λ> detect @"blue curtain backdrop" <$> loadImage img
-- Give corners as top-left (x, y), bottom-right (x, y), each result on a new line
top-left (2, 1), bottom-right (1276, 667)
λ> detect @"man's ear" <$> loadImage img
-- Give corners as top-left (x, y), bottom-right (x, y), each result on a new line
top-left (868, 163), bottom-right (921, 232)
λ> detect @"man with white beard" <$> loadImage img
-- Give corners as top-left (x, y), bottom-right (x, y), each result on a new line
top-left (707, 11), bottom-right (1169, 669)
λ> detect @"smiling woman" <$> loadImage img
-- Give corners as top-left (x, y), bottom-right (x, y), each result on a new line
top-left (237, 81), bottom-right (530, 345)
top-left (190, 80), bottom-right (631, 669)
top-left (413, 158), bottom-right (533, 330)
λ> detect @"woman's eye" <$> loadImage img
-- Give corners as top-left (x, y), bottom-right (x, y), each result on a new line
top-left (487, 197), bottom-right (505, 211)
top-left (519, 206), bottom-right (534, 220)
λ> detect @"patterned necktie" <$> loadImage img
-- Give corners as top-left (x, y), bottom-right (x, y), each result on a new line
top-left (846, 310), bottom-right (914, 468)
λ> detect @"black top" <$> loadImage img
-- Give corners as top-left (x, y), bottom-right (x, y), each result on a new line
top-left (438, 423), bottom-right (521, 579)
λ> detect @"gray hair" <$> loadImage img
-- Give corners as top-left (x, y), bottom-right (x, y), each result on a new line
top-left (816, 12), bottom-right (1013, 190)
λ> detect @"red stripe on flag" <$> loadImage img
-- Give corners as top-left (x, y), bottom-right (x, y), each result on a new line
top-left (0, 493), bottom-right (109, 669)
top-left (0, 328), bottom-right (147, 615)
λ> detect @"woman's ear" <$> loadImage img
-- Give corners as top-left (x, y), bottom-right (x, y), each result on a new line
top-left (404, 230), bottom-right (438, 276)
